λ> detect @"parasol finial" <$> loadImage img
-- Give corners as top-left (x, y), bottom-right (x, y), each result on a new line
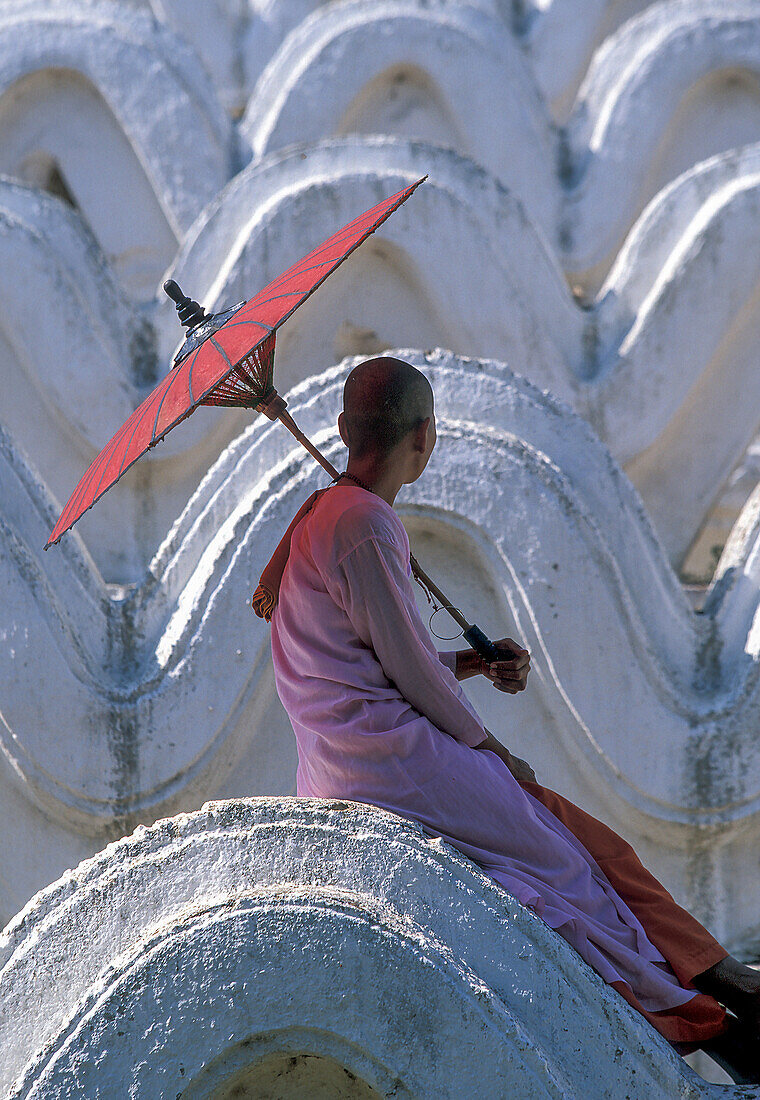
top-left (163, 279), bottom-right (207, 330)
top-left (163, 279), bottom-right (246, 367)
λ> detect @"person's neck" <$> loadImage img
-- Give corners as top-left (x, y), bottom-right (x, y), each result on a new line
top-left (344, 457), bottom-right (404, 506)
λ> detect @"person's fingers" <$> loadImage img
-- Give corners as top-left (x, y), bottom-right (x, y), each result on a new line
top-left (488, 666), bottom-right (528, 681)
top-left (488, 669), bottom-right (527, 682)
top-left (496, 675), bottom-right (528, 691)
top-left (497, 638), bottom-right (530, 658)
top-left (490, 654), bottom-right (530, 671)
top-left (489, 659), bottom-right (529, 673)
top-left (494, 661), bottom-right (530, 675)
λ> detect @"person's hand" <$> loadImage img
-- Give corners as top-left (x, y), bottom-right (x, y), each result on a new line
top-left (479, 726), bottom-right (537, 783)
top-left (481, 637), bottom-right (530, 693)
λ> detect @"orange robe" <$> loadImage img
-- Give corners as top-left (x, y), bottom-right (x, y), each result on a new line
top-left (520, 778), bottom-right (730, 1053)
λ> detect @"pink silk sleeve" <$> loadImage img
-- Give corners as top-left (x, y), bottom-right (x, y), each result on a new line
top-left (329, 537), bottom-right (487, 748)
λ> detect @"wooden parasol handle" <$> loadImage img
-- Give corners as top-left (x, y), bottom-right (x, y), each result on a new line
top-left (256, 389), bottom-right (340, 481)
top-left (278, 408), bottom-right (340, 481)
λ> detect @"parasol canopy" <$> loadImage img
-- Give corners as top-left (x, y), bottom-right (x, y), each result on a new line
top-left (45, 176), bottom-right (426, 549)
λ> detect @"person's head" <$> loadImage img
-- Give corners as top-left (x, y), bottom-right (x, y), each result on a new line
top-left (338, 356), bottom-right (436, 484)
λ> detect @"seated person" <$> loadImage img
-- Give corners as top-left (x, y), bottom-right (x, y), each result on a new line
top-left (254, 356), bottom-right (759, 1084)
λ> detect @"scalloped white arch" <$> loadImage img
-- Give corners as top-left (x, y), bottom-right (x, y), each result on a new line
top-left (567, 0), bottom-right (760, 271)
top-left (0, 1), bottom-right (235, 241)
top-left (242, 1), bottom-right (558, 238)
top-left (165, 139), bottom-right (760, 566)
top-left (8, 137), bottom-right (760, 575)
top-left (239, 0), bottom-right (760, 285)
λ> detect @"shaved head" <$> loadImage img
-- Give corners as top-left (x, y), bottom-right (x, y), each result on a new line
top-left (342, 356), bottom-right (434, 460)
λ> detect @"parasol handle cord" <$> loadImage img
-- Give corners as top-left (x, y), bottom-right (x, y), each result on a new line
top-left (261, 395), bottom-right (502, 665)
top-left (409, 554), bottom-right (501, 664)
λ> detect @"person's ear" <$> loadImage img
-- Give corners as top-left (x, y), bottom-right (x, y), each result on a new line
top-left (338, 411), bottom-right (349, 447)
top-left (412, 416), bottom-right (431, 452)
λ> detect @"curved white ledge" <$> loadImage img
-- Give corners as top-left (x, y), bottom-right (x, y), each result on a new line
top-left (524, 0), bottom-right (655, 117)
top-left (165, 0), bottom-right (662, 134)
top-left (163, 137), bottom-right (760, 566)
top-left (0, 177), bottom-right (131, 451)
top-left (566, 0), bottom-right (760, 269)
top-left (0, 178), bottom-right (159, 576)
top-left (240, 0), bottom-right (760, 281)
top-left (0, 798), bottom-right (743, 1098)
top-left (11, 132), bottom-right (760, 573)
top-left (160, 137), bottom-right (577, 383)
top-left (241, 0), bottom-right (558, 237)
top-left (589, 142), bottom-right (760, 561)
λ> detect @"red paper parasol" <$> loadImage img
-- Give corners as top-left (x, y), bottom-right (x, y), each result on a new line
top-left (45, 176), bottom-right (426, 549)
top-left (44, 175), bottom-right (507, 668)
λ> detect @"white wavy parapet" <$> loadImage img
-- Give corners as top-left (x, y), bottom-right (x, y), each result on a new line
top-left (117, 140), bottom-right (760, 569)
top-left (521, 0), bottom-right (656, 116)
top-left (565, 0), bottom-right (760, 273)
top-left (2, 351), bottom-right (760, 959)
top-left (180, 0), bottom-right (710, 133)
top-left (242, 0), bottom-right (760, 278)
top-left (0, 1), bottom-right (758, 571)
top-left (4, 136), bottom-right (760, 574)
top-left (141, 0), bottom-right (672, 125)
top-left (0, 798), bottom-right (751, 1098)
top-left (240, 0), bottom-right (558, 240)
top-left (2, 0), bottom-right (759, 284)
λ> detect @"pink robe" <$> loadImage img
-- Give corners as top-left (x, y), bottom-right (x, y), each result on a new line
top-left (270, 484), bottom-right (697, 1015)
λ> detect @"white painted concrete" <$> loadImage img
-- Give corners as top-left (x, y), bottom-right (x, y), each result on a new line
top-left (0, 2), bottom-right (759, 576)
top-left (566, 0), bottom-right (760, 277)
top-left (163, 139), bottom-right (760, 570)
top-left (0, 1), bottom-right (236, 296)
top-left (1, 798), bottom-right (751, 1098)
top-left (242, 0), bottom-right (559, 240)
top-left (7, 135), bottom-right (760, 577)
top-left (240, 0), bottom-right (760, 285)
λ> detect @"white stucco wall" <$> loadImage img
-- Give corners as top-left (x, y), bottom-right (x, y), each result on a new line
top-left (6, 135), bottom-right (760, 578)
top-left (0, 2), bottom-right (758, 577)
top-left (1, 0), bottom-right (760, 1089)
